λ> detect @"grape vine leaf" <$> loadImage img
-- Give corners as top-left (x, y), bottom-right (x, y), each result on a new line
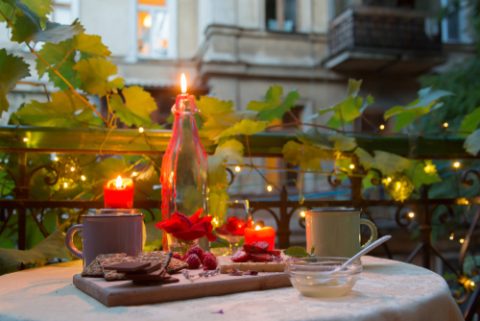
top-left (0, 1), bottom-right (16, 23)
top-left (384, 87), bottom-right (452, 131)
top-left (217, 119), bottom-right (268, 140)
top-left (74, 57), bottom-right (122, 96)
top-left (330, 134), bottom-right (357, 152)
top-left (0, 229), bottom-right (69, 275)
top-left (371, 151), bottom-right (411, 175)
top-left (36, 39), bottom-right (80, 90)
top-left (207, 139), bottom-right (244, 222)
top-left (0, 49), bottom-right (30, 112)
top-left (464, 129), bottom-right (480, 156)
top-left (459, 106), bottom-right (480, 134)
top-left (74, 33), bottom-right (111, 57)
top-left (282, 140), bottom-right (328, 171)
top-left (21, 0), bottom-right (52, 19)
top-left (15, 91), bottom-right (97, 127)
top-left (208, 139), bottom-right (244, 189)
top-left (33, 20), bottom-right (84, 44)
top-left (247, 85), bottom-right (300, 121)
top-left (317, 79), bottom-right (373, 129)
top-left (405, 161), bottom-right (441, 190)
top-left (196, 96), bottom-right (241, 139)
top-left (354, 148), bottom-right (374, 170)
top-left (110, 86), bottom-right (156, 126)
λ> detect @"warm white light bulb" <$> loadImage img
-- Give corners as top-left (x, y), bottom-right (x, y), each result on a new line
top-left (234, 166), bottom-right (241, 173)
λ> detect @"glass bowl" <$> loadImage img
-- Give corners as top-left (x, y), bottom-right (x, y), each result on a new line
top-left (285, 257), bottom-right (362, 297)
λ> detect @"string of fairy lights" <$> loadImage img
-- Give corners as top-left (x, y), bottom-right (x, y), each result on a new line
top-left (14, 127), bottom-right (478, 292)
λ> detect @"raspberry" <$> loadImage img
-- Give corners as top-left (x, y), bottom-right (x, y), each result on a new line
top-left (185, 253), bottom-right (201, 269)
top-left (202, 252), bottom-right (218, 270)
top-left (231, 250), bottom-right (249, 263)
top-left (186, 246), bottom-right (204, 261)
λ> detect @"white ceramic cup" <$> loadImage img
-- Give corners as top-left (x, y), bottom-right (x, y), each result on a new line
top-left (305, 208), bottom-right (378, 257)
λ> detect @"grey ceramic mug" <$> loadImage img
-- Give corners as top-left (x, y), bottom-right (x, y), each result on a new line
top-left (65, 209), bottom-right (143, 266)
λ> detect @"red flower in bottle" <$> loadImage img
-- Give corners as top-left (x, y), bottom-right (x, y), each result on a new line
top-left (155, 208), bottom-right (216, 242)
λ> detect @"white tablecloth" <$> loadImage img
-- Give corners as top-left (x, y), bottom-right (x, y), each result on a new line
top-left (0, 256), bottom-right (463, 321)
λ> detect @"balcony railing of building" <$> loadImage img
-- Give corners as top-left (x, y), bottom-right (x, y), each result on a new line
top-left (324, 5), bottom-right (445, 74)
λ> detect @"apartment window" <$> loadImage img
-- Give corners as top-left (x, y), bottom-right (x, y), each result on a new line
top-left (266, 0), bottom-right (297, 32)
top-left (51, 0), bottom-right (78, 24)
top-left (137, 0), bottom-right (176, 59)
top-left (441, 0), bottom-right (473, 43)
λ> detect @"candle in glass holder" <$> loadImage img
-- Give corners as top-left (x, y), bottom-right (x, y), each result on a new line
top-left (104, 175), bottom-right (134, 208)
top-left (244, 224), bottom-right (276, 250)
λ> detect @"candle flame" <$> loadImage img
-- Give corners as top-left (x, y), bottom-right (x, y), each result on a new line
top-left (255, 225), bottom-right (261, 231)
top-left (115, 175), bottom-right (123, 189)
top-left (180, 73), bottom-right (187, 94)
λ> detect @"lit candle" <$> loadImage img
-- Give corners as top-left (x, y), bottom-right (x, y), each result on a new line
top-left (244, 224), bottom-right (276, 250)
top-left (104, 175), bottom-right (134, 208)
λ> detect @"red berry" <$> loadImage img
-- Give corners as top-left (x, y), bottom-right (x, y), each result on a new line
top-left (202, 252), bottom-right (218, 270)
top-left (186, 246), bottom-right (204, 261)
top-left (231, 250), bottom-right (249, 263)
top-left (185, 254), bottom-right (201, 269)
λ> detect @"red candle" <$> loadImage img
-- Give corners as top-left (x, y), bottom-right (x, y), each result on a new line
top-left (104, 175), bottom-right (134, 208)
top-left (244, 225), bottom-right (276, 250)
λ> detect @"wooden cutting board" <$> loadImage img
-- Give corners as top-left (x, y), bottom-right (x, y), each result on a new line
top-left (73, 271), bottom-right (291, 307)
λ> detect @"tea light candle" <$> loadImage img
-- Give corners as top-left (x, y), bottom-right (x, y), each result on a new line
top-left (104, 175), bottom-right (134, 208)
top-left (244, 224), bottom-right (276, 250)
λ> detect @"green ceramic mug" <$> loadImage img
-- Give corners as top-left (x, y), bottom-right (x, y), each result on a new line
top-left (305, 208), bottom-right (378, 257)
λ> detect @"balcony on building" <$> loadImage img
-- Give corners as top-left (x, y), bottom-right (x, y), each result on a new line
top-left (323, 1), bottom-right (445, 75)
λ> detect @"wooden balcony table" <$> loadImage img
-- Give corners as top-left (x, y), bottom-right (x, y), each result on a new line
top-left (0, 256), bottom-right (463, 321)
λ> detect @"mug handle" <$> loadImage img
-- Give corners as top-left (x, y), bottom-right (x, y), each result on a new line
top-left (65, 224), bottom-right (83, 259)
top-left (360, 218), bottom-right (378, 249)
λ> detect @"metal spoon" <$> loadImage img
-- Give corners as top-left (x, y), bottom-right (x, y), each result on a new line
top-left (330, 235), bottom-right (392, 273)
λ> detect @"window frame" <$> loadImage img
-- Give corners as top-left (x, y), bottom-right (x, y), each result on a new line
top-left (135, 0), bottom-right (177, 60)
top-left (440, 0), bottom-right (473, 44)
top-left (265, 0), bottom-right (298, 33)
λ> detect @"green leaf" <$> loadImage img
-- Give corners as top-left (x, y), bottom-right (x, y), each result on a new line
top-left (36, 39), bottom-right (80, 90)
top-left (282, 140), bottom-right (328, 171)
top-left (74, 57), bottom-right (120, 96)
top-left (330, 134), bottom-right (357, 152)
top-left (355, 148), bottom-right (374, 170)
top-left (10, 8), bottom-right (40, 43)
top-left (384, 87), bottom-right (452, 131)
top-left (33, 20), bottom-right (84, 43)
top-left (217, 119), bottom-right (268, 140)
top-left (372, 151), bottom-right (411, 175)
top-left (405, 161), bottom-right (441, 190)
top-left (0, 49), bottom-right (30, 112)
top-left (74, 33), bottom-right (111, 57)
top-left (208, 139), bottom-right (244, 190)
top-left (0, 229), bottom-right (69, 275)
top-left (284, 246), bottom-right (309, 258)
top-left (247, 85), bottom-right (300, 121)
top-left (110, 87), bottom-right (156, 127)
top-left (213, 139), bottom-right (244, 164)
top-left (347, 79), bottom-right (362, 97)
top-left (21, 0), bottom-right (52, 19)
top-left (459, 106), bottom-right (480, 134)
top-left (0, 2), bottom-right (16, 23)
top-left (464, 129), bottom-right (480, 156)
top-left (16, 91), bottom-right (97, 127)
top-left (208, 189), bottom-right (229, 224)
top-left (197, 96), bottom-right (242, 139)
